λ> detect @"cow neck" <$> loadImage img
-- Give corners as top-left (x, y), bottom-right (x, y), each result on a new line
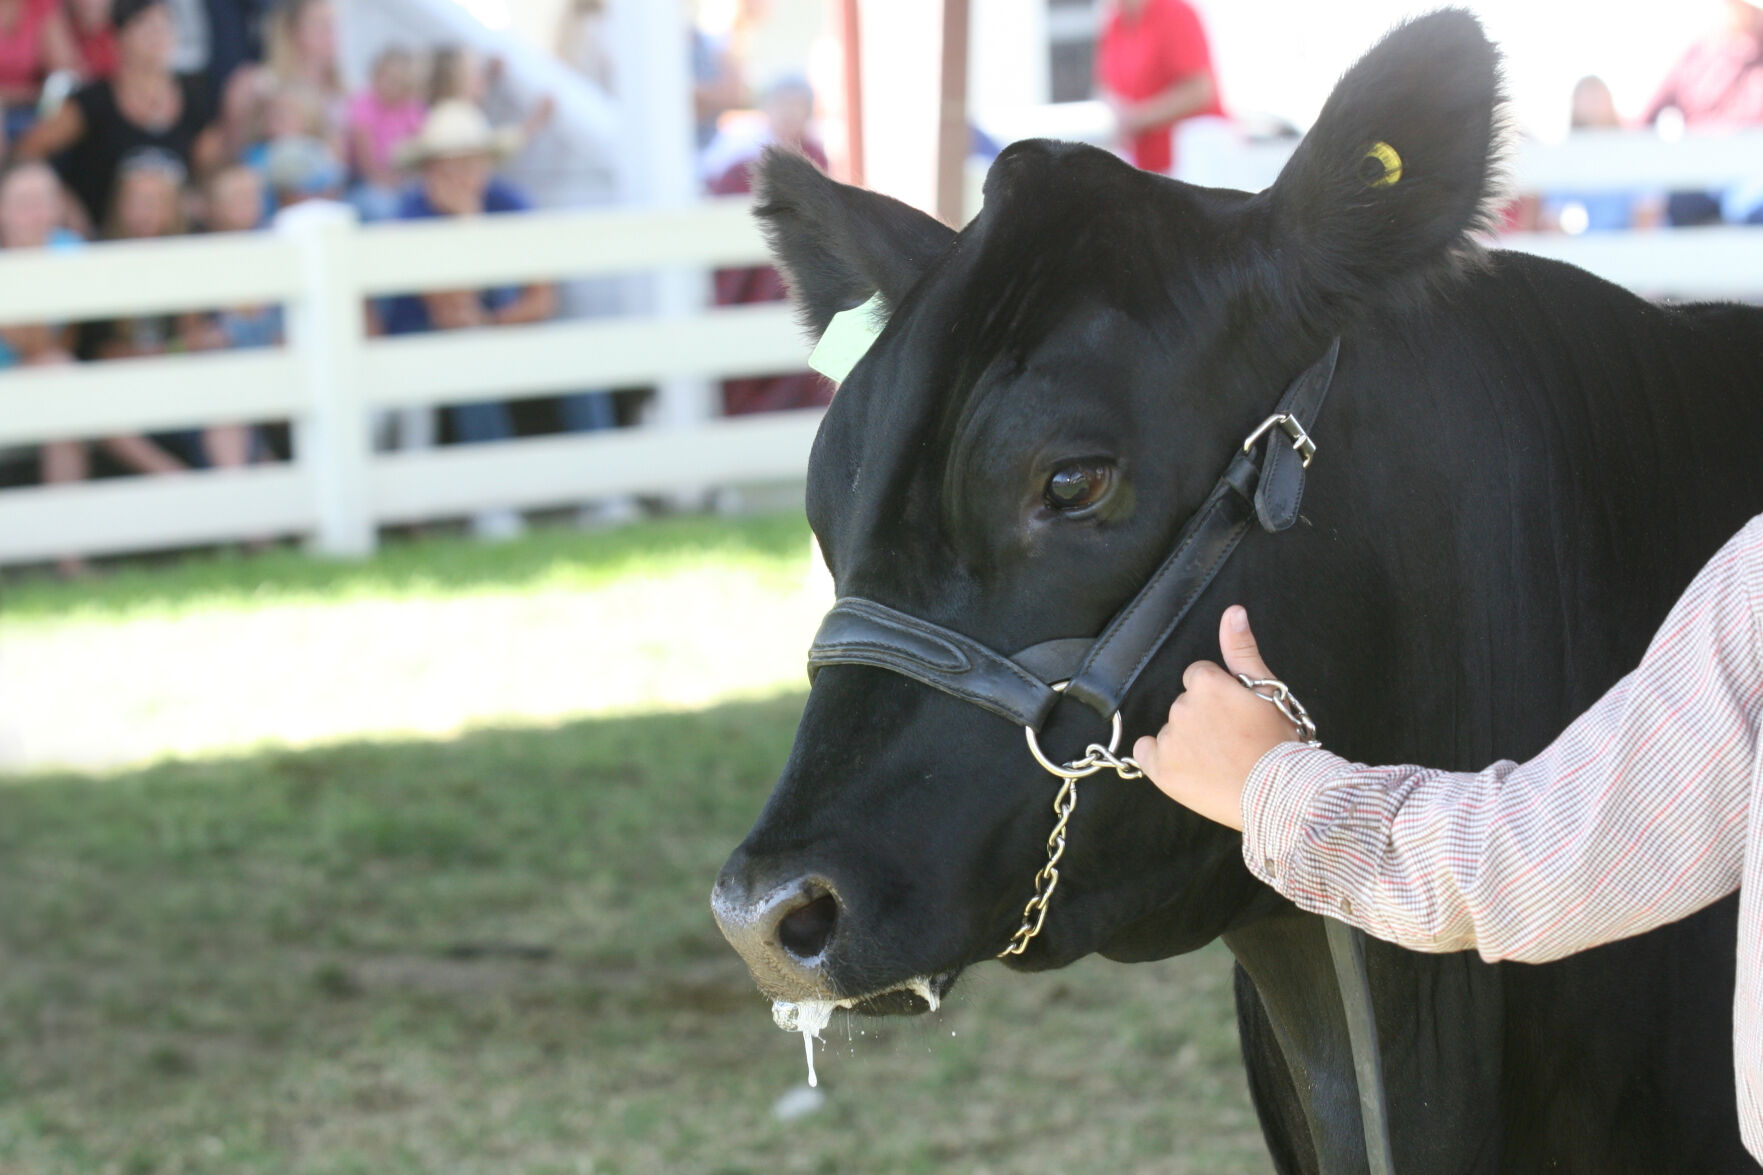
top-left (806, 337), bottom-right (1342, 733)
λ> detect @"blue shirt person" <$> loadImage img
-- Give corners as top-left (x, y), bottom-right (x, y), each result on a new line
top-left (379, 101), bottom-right (558, 448)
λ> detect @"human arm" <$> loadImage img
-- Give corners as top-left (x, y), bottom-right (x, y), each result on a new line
top-left (1111, 72), bottom-right (1216, 136)
top-left (1643, 50), bottom-right (1687, 125)
top-left (189, 123), bottom-right (225, 181)
top-left (520, 93), bottom-right (556, 143)
top-left (0, 322), bottom-right (69, 359)
top-left (1100, 0), bottom-right (1218, 137)
top-left (1135, 517), bottom-right (1763, 963)
top-left (420, 290), bottom-right (487, 330)
top-left (40, 6), bottom-right (81, 79)
top-left (347, 122), bottom-right (394, 187)
top-left (99, 433), bottom-right (186, 473)
top-left (177, 312), bottom-right (228, 351)
top-left (14, 96), bottom-right (84, 159)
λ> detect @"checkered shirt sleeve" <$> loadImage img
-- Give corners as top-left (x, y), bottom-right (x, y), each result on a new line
top-left (1240, 514), bottom-right (1763, 965)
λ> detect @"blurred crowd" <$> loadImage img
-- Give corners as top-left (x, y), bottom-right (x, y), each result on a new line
top-left (2, 0), bottom-right (848, 574)
top-left (1514, 0), bottom-right (1763, 233)
top-left (17, 0), bottom-right (1763, 572)
top-left (0, 0), bottom-right (600, 568)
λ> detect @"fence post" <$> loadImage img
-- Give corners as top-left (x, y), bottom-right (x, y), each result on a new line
top-left (278, 200), bottom-right (374, 558)
top-left (611, 0), bottom-right (715, 437)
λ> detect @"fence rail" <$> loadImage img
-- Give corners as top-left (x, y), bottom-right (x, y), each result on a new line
top-left (0, 197), bottom-right (815, 566)
top-left (7, 130), bottom-right (1763, 567)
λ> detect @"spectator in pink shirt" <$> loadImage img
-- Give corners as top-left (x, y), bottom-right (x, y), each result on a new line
top-left (1645, 0), bottom-right (1763, 224)
top-left (344, 45), bottom-right (423, 222)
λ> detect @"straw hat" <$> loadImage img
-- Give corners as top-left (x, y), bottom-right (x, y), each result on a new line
top-left (394, 101), bottom-right (524, 168)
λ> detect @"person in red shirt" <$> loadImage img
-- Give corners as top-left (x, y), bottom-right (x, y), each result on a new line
top-left (66, 0), bottom-right (119, 81)
top-left (1095, 0), bottom-right (1224, 175)
top-left (705, 75), bottom-right (834, 415)
top-left (0, 0), bottom-right (78, 138)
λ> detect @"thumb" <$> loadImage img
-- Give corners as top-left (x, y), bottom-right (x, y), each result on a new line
top-left (1218, 605), bottom-right (1274, 681)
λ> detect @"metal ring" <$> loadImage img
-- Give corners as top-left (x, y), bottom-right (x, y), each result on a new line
top-left (1024, 681), bottom-right (1123, 779)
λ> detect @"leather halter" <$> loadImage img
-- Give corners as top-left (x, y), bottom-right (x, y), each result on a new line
top-left (802, 336), bottom-right (1397, 1173)
top-left (806, 337), bottom-right (1341, 725)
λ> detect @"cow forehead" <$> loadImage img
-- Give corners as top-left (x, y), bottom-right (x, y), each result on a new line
top-left (807, 161), bottom-right (1253, 592)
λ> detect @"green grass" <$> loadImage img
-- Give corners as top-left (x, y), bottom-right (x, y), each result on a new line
top-left (0, 513), bottom-right (828, 772)
top-left (0, 514), bottom-right (1272, 1173)
top-left (0, 701), bottom-right (1270, 1175)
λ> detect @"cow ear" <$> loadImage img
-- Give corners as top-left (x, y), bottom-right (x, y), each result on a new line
top-left (754, 149), bottom-right (957, 339)
top-left (1260, 8), bottom-right (1502, 318)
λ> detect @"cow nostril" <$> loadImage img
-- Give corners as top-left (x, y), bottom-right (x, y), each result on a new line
top-left (777, 892), bottom-right (839, 960)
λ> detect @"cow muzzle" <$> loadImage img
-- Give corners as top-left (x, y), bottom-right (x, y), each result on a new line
top-left (711, 863), bottom-right (845, 1001)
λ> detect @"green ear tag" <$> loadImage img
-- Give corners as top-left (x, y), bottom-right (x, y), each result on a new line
top-left (808, 293), bottom-right (889, 383)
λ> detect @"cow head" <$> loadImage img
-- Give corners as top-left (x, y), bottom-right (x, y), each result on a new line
top-left (713, 11), bottom-right (1501, 1011)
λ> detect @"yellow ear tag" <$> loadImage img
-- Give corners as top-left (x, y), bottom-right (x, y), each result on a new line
top-left (1363, 140), bottom-right (1403, 188)
top-left (808, 293), bottom-right (890, 383)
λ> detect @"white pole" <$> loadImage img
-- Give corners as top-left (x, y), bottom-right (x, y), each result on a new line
top-left (278, 200), bottom-right (374, 558)
top-left (609, 0), bottom-right (715, 433)
top-left (858, 0), bottom-right (946, 216)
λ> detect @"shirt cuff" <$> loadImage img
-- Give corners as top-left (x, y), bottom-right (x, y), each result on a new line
top-left (1240, 742), bottom-right (1357, 891)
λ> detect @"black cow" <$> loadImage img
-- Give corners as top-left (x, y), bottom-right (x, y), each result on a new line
top-left (712, 11), bottom-right (1763, 1172)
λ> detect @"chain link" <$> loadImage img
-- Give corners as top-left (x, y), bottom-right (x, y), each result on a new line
top-left (999, 776), bottom-right (1078, 956)
top-left (1003, 677), bottom-right (1321, 958)
top-left (999, 739), bottom-right (1144, 958)
top-left (1234, 674), bottom-right (1322, 746)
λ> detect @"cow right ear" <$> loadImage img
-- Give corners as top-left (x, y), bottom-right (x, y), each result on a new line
top-left (754, 149), bottom-right (957, 339)
top-left (1257, 9), bottom-right (1502, 323)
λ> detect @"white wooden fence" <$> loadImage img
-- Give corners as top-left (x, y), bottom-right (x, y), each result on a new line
top-left (7, 129), bottom-right (1763, 567)
top-left (0, 197), bottom-right (814, 565)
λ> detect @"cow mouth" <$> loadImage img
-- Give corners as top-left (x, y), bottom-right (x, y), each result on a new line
top-left (771, 971), bottom-right (958, 1030)
top-left (844, 973), bottom-right (955, 1016)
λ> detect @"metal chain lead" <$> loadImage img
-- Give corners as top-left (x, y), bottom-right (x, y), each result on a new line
top-left (1002, 721), bottom-right (1146, 958)
top-left (1234, 674), bottom-right (1322, 746)
top-left (1003, 677), bottom-right (1322, 958)
top-left (999, 775), bottom-right (1078, 957)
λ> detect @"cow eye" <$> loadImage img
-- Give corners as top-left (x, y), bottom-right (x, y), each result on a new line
top-left (1045, 461), bottom-right (1113, 511)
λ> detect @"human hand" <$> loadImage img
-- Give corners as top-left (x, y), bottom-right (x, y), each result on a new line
top-left (1131, 606), bottom-right (1300, 830)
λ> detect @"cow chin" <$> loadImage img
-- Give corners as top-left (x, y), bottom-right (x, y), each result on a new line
top-left (1097, 913), bottom-right (1231, 963)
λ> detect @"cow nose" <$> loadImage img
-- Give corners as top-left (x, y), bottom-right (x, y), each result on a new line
top-left (777, 888), bottom-right (839, 960)
top-left (712, 869), bottom-right (844, 985)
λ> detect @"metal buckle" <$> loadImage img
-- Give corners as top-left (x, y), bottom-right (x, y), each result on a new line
top-left (1242, 413), bottom-right (1316, 468)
